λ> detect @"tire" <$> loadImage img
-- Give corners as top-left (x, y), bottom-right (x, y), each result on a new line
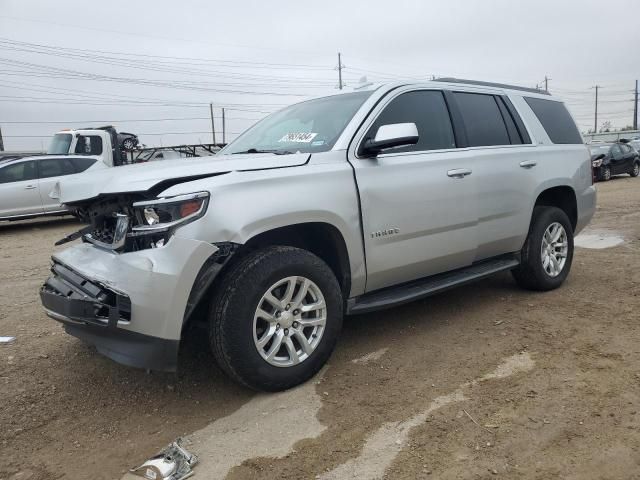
top-left (122, 138), bottom-right (136, 151)
top-left (209, 246), bottom-right (343, 391)
top-left (601, 165), bottom-right (611, 181)
top-left (630, 162), bottom-right (640, 178)
top-left (512, 206), bottom-right (574, 291)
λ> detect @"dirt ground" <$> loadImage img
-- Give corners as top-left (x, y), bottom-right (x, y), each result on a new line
top-left (1, 177), bottom-right (639, 480)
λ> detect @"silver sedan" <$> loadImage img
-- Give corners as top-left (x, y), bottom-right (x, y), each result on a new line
top-left (0, 155), bottom-right (107, 220)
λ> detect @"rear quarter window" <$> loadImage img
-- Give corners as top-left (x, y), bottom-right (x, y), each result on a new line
top-left (70, 157), bottom-right (97, 173)
top-left (524, 97), bottom-right (583, 144)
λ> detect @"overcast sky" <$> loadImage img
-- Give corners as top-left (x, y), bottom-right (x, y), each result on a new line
top-left (0, 0), bottom-right (638, 151)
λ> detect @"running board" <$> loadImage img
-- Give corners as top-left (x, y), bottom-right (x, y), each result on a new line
top-left (347, 255), bottom-right (520, 315)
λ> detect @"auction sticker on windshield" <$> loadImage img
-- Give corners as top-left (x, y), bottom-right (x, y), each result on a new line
top-left (279, 132), bottom-right (318, 143)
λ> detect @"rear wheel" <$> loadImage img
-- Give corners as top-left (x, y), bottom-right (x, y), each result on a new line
top-left (512, 206), bottom-right (574, 291)
top-left (630, 161), bottom-right (640, 178)
top-left (209, 246), bottom-right (343, 391)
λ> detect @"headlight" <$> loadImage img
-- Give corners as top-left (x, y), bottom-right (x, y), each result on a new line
top-left (131, 192), bottom-right (209, 235)
top-left (592, 159), bottom-right (603, 168)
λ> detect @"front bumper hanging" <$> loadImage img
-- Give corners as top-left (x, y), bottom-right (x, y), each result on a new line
top-left (40, 261), bottom-right (179, 371)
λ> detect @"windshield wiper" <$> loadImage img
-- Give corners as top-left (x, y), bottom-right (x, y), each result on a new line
top-left (231, 148), bottom-right (293, 155)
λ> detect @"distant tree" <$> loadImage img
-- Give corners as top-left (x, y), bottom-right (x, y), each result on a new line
top-left (620, 125), bottom-right (635, 131)
top-left (599, 121), bottom-right (612, 133)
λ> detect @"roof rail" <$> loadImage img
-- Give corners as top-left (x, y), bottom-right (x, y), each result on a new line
top-left (433, 77), bottom-right (551, 96)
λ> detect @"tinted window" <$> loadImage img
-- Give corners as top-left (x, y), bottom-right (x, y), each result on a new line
top-left (74, 135), bottom-right (103, 155)
top-left (453, 93), bottom-right (511, 147)
top-left (496, 97), bottom-right (525, 144)
top-left (38, 158), bottom-right (76, 179)
top-left (0, 161), bottom-right (37, 184)
top-left (620, 144), bottom-right (633, 154)
top-left (70, 157), bottom-right (97, 172)
top-left (611, 145), bottom-right (623, 159)
top-left (524, 97), bottom-right (582, 144)
top-left (364, 90), bottom-right (456, 154)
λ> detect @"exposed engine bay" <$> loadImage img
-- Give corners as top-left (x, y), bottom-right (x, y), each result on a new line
top-left (57, 194), bottom-right (162, 252)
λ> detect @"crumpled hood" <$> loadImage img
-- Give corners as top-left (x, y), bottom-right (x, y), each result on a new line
top-left (56, 153), bottom-right (310, 204)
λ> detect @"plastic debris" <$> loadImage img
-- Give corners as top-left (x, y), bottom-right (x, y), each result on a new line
top-left (0, 336), bottom-right (15, 345)
top-left (130, 439), bottom-right (198, 480)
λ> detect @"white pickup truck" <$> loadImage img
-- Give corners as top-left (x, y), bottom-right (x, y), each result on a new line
top-left (47, 126), bottom-right (138, 167)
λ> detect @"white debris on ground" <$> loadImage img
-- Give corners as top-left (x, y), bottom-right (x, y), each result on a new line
top-left (575, 230), bottom-right (625, 249)
top-left (128, 439), bottom-right (197, 480)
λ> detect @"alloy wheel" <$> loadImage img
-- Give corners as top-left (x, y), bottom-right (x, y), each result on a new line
top-left (253, 276), bottom-right (327, 367)
top-left (540, 222), bottom-right (568, 278)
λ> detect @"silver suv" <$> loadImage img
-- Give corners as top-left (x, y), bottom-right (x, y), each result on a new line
top-left (40, 79), bottom-right (596, 391)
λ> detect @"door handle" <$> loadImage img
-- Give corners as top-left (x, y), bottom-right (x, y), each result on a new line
top-left (519, 160), bottom-right (537, 169)
top-left (447, 168), bottom-right (472, 178)
top-left (24, 185), bottom-right (37, 190)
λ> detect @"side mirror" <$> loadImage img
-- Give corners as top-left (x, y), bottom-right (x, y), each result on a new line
top-left (361, 123), bottom-right (419, 157)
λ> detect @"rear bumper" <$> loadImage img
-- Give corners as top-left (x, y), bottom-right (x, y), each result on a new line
top-left (575, 184), bottom-right (597, 235)
top-left (40, 235), bottom-right (220, 371)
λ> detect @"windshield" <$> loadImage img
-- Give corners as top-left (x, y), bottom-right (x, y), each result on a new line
top-left (589, 145), bottom-right (611, 154)
top-left (47, 133), bottom-right (73, 155)
top-left (220, 91), bottom-right (373, 155)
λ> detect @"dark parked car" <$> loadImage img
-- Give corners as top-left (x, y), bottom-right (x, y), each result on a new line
top-left (589, 142), bottom-right (640, 181)
top-left (117, 132), bottom-right (139, 151)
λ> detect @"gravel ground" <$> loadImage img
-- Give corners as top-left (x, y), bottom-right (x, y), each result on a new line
top-left (1, 177), bottom-right (639, 480)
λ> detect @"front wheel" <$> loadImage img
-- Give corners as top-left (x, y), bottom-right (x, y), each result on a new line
top-left (512, 206), bottom-right (574, 291)
top-left (209, 246), bottom-right (343, 391)
top-left (630, 162), bottom-right (640, 178)
top-left (601, 165), bottom-right (611, 181)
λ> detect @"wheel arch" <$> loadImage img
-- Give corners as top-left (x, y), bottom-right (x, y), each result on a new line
top-left (181, 222), bottom-right (353, 334)
top-left (240, 222), bottom-right (352, 298)
top-left (533, 185), bottom-right (578, 231)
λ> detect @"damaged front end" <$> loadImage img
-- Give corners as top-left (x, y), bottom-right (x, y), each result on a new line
top-left (40, 189), bottom-right (230, 372)
top-left (60, 191), bottom-right (209, 253)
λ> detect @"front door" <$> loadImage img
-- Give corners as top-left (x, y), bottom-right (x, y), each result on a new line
top-left (348, 89), bottom-right (477, 292)
top-left (0, 160), bottom-right (42, 218)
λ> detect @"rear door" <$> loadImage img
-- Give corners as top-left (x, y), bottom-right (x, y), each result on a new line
top-left (0, 160), bottom-right (42, 218)
top-left (36, 158), bottom-right (78, 212)
top-left (620, 144), bottom-right (635, 172)
top-left (347, 88), bottom-right (477, 292)
top-left (609, 144), bottom-right (625, 174)
top-left (447, 91), bottom-right (535, 260)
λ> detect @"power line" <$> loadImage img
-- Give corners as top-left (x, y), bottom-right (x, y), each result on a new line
top-left (0, 37), bottom-right (331, 70)
top-left (0, 16), bottom-right (335, 59)
top-left (0, 57), bottom-right (323, 97)
top-left (0, 115), bottom-right (264, 124)
top-left (3, 131), bottom-right (244, 138)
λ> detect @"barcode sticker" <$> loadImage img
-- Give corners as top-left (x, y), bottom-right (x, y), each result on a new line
top-left (278, 132), bottom-right (318, 143)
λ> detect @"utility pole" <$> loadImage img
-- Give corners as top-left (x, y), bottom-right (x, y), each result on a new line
top-left (337, 52), bottom-right (344, 90)
top-left (222, 107), bottom-right (226, 144)
top-left (0, 126), bottom-right (4, 151)
top-left (209, 103), bottom-right (216, 145)
top-left (593, 85), bottom-right (600, 133)
top-left (544, 75), bottom-right (550, 92)
top-left (634, 80), bottom-right (638, 131)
